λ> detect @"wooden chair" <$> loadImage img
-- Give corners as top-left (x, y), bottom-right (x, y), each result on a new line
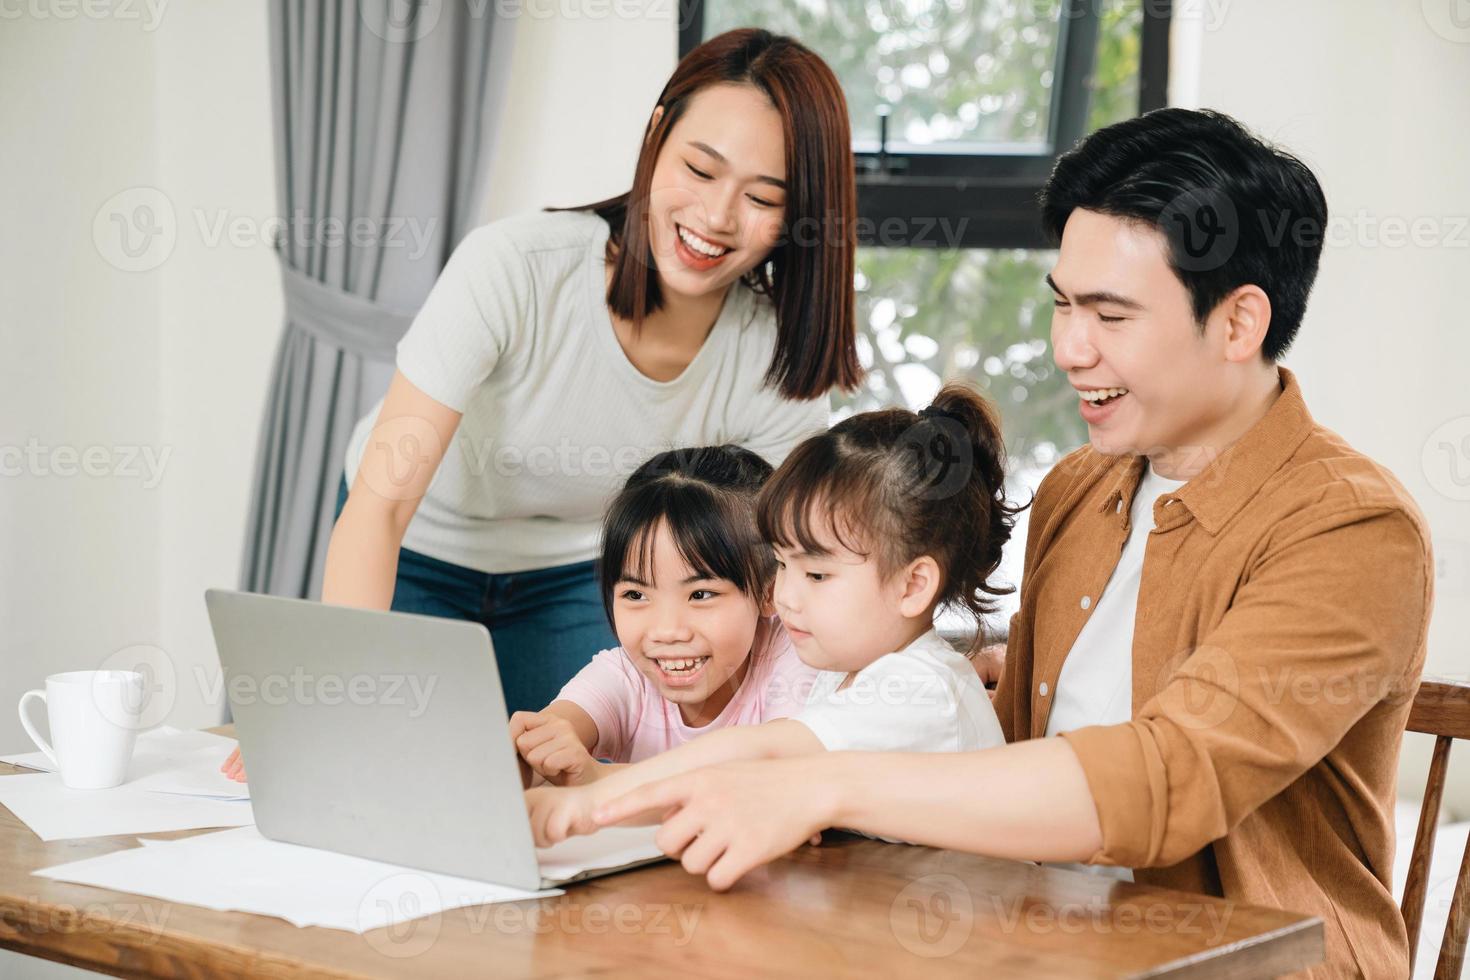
top-left (1401, 677), bottom-right (1470, 979)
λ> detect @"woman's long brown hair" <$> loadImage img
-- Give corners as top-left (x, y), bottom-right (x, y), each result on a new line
top-left (556, 29), bottom-right (862, 401)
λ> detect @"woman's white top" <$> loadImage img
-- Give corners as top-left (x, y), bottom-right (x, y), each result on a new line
top-left (344, 210), bottom-right (830, 574)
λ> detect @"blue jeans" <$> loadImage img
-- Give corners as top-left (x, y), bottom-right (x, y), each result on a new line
top-left (334, 479), bottom-right (616, 715)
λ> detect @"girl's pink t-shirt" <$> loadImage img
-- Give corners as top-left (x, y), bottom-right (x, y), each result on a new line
top-left (553, 618), bottom-right (817, 764)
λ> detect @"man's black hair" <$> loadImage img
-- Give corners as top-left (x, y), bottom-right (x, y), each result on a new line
top-left (1040, 107), bottom-right (1328, 361)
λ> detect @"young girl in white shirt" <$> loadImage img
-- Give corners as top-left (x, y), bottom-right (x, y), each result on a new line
top-left (525, 381), bottom-right (1024, 845)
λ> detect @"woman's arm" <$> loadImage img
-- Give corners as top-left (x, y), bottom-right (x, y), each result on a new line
top-left (321, 369), bottom-right (463, 609)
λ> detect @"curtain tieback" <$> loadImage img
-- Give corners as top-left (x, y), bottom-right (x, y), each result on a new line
top-left (276, 250), bottom-right (418, 361)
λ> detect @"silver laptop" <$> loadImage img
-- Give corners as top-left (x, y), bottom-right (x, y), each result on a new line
top-left (204, 588), bottom-right (664, 891)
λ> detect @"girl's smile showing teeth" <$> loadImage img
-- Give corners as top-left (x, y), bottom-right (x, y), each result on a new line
top-left (651, 654), bottom-right (712, 686)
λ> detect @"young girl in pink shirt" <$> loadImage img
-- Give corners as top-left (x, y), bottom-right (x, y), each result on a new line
top-left (510, 445), bottom-right (816, 787)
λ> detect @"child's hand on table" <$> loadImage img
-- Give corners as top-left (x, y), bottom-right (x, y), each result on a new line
top-left (509, 710), bottom-right (603, 787)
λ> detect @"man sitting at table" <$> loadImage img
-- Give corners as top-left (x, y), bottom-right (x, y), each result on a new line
top-left (592, 107), bottom-right (1434, 979)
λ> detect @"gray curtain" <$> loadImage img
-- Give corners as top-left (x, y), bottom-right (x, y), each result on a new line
top-left (241, 0), bottom-right (514, 599)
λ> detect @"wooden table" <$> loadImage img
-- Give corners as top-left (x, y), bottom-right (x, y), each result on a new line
top-left (0, 729), bottom-right (1323, 979)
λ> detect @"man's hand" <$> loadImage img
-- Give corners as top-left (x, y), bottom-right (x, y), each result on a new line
top-left (592, 757), bottom-right (831, 891)
top-left (510, 710), bottom-right (601, 787)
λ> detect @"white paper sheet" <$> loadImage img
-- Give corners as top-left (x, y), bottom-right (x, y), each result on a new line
top-left (33, 825), bottom-right (641, 933)
top-left (2, 725), bottom-right (248, 799)
top-left (536, 825), bottom-right (670, 881)
top-left (0, 773), bottom-right (254, 841)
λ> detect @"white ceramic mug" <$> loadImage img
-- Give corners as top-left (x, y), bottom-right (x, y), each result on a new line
top-left (17, 670), bottom-right (144, 789)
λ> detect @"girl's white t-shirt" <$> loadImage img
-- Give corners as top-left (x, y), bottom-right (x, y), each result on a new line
top-left (794, 629), bottom-right (1005, 754)
top-left (343, 210), bottom-right (830, 574)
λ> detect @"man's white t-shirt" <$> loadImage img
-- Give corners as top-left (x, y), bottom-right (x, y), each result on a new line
top-left (343, 210), bottom-right (830, 574)
top-left (1045, 461), bottom-right (1187, 880)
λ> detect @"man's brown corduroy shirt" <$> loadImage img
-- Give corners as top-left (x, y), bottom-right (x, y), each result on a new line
top-left (992, 367), bottom-right (1434, 979)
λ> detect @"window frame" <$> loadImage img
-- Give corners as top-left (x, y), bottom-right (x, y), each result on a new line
top-left (678, 0), bottom-right (1172, 249)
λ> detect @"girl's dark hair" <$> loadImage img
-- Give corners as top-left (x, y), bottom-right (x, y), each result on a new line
top-left (599, 445), bottom-right (775, 628)
top-left (1039, 107), bottom-right (1327, 362)
top-left (756, 383), bottom-right (1024, 652)
top-left (553, 28), bottom-right (862, 401)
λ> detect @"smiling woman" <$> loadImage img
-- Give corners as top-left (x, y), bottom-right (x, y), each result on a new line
top-left (565, 29), bottom-right (863, 399)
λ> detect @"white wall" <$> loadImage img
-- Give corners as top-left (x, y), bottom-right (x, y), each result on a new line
top-left (2, 15), bottom-right (166, 748)
top-left (0, 2), bottom-right (279, 760)
top-left (1175, 1), bottom-right (1470, 814)
top-left (482, 0), bottom-right (675, 220)
top-left (153, 1), bottom-right (282, 736)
